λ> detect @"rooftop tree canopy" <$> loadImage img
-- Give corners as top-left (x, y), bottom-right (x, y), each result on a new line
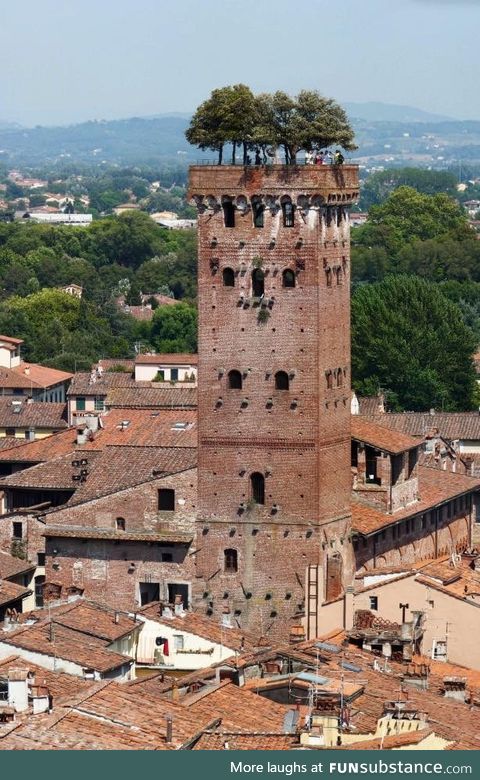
top-left (186, 85), bottom-right (356, 164)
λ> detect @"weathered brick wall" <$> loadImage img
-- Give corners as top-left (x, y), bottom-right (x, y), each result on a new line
top-left (0, 511), bottom-right (45, 564)
top-left (190, 165), bottom-right (359, 637)
top-left (354, 508), bottom-right (471, 571)
top-left (42, 469), bottom-right (197, 609)
top-left (44, 469), bottom-right (197, 536)
top-left (44, 536), bottom-right (196, 611)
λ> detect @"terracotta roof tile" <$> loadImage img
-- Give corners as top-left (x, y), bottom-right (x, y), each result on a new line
top-left (351, 416), bottom-right (419, 454)
top-left (0, 551), bottom-right (35, 580)
top-left (64, 445), bottom-right (196, 505)
top-left (352, 466), bottom-right (480, 534)
top-left (0, 450), bottom-right (100, 491)
top-left (192, 732), bottom-right (295, 750)
top-left (0, 654), bottom-right (95, 702)
top-left (106, 386), bottom-right (197, 409)
top-left (139, 605), bottom-right (262, 651)
top-left (1, 620), bottom-right (132, 673)
top-left (368, 412), bottom-right (480, 441)
top-left (0, 579), bottom-right (31, 607)
top-left (0, 399), bottom-right (68, 429)
top-left (44, 527), bottom-right (192, 543)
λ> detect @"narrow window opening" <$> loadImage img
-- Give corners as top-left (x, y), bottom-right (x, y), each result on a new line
top-left (222, 267), bottom-right (235, 287)
top-left (250, 472), bottom-right (265, 505)
top-left (116, 517), bottom-right (126, 531)
top-left (252, 200), bottom-right (264, 228)
top-left (275, 371), bottom-right (289, 390)
top-left (224, 548), bottom-right (238, 573)
top-left (223, 201), bottom-right (235, 228)
top-left (228, 370), bottom-right (242, 389)
top-left (282, 200), bottom-right (294, 228)
top-left (252, 269), bottom-right (264, 297)
top-left (282, 269), bottom-right (295, 288)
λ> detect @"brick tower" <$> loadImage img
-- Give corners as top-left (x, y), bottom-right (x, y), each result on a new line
top-left (189, 163), bottom-right (359, 639)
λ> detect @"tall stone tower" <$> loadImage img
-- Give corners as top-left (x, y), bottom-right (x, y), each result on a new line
top-left (189, 163), bottom-right (359, 639)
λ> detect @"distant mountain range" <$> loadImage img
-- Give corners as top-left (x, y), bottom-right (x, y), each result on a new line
top-left (0, 103), bottom-right (479, 169)
top-left (343, 102), bottom-right (457, 123)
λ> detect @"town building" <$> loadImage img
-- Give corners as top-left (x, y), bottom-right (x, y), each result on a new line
top-left (0, 600), bottom-right (140, 680)
top-left (134, 353), bottom-right (197, 384)
top-left (0, 336), bottom-right (72, 403)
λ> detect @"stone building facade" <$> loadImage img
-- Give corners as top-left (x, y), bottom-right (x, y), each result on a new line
top-left (189, 164), bottom-right (359, 636)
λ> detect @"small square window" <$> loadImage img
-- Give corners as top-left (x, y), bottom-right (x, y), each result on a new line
top-left (369, 596), bottom-right (378, 610)
top-left (94, 397), bottom-right (105, 411)
top-left (158, 489), bottom-right (175, 511)
top-left (76, 397), bottom-right (86, 411)
top-left (37, 552), bottom-right (45, 567)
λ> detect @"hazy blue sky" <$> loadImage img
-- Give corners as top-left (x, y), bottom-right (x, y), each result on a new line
top-left (1, 0), bottom-right (479, 126)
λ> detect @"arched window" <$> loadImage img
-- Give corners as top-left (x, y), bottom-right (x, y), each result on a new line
top-left (252, 269), bottom-right (264, 297)
top-left (252, 199), bottom-right (265, 228)
top-left (250, 472), bottom-right (265, 505)
top-left (228, 370), bottom-right (242, 389)
top-left (275, 371), bottom-right (289, 390)
top-left (282, 269), bottom-right (295, 288)
top-left (282, 200), bottom-right (294, 228)
top-left (224, 548), bottom-right (238, 573)
top-left (222, 267), bottom-right (235, 287)
top-left (116, 517), bottom-right (126, 531)
top-left (337, 369), bottom-right (343, 388)
top-left (336, 267), bottom-right (343, 286)
top-left (326, 268), bottom-right (333, 287)
top-left (223, 201), bottom-right (235, 228)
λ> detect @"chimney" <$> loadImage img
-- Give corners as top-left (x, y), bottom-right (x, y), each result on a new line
top-left (174, 595), bottom-right (184, 616)
top-left (8, 668), bottom-right (29, 712)
top-left (344, 585), bottom-right (354, 631)
top-left (165, 714), bottom-right (173, 743)
top-left (24, 367), bottom-right (30, 377)
top-left (443, 677), bottom-right (467, 703)
top-left (114, 612), bottom-right (119, 625)
top-left (221, 606), bottom-right (232, 628)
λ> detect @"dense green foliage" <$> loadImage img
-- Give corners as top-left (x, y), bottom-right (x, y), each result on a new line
top-left (0, 211), bottom-right (197, 370)
top-left (359, 168), bottom-right (458, 211)
top-left (352, 276), bottom-right (477, 411)
top-left (352, 186), bottom-right (475, 284)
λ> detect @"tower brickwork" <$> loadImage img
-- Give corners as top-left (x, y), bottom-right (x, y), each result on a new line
top-left (189, 164), bottom-right (359, 638)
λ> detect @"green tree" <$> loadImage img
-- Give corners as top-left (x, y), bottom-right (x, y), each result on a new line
top-left (351, 275), bottom-right (477, 411)
top-left (150, 302), bottom-right (197, 353)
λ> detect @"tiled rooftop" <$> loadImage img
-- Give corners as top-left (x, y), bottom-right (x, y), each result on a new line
top-left (0, 399), bottom-right (68, 429)
top-left (368, 412), bottom-right (480, 442)
top-left (351, 416), bottom-right (419, 455)
top-left (352, 465), bottom-right (480, 534)
top-left (106, 386), bottom-right (197, 409)
top-left (0, 551), bottom-right (35, 580)
top-left (0, 362), bottom-right (72, 390)
top-left (0, 579), bottom-right (31, 608)
top-left (1, 616), bottom-right (133, 673)
top-left (44, 527), bottom-right (192, 543)
top-left (139, 604), bottom-right (262, 651)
